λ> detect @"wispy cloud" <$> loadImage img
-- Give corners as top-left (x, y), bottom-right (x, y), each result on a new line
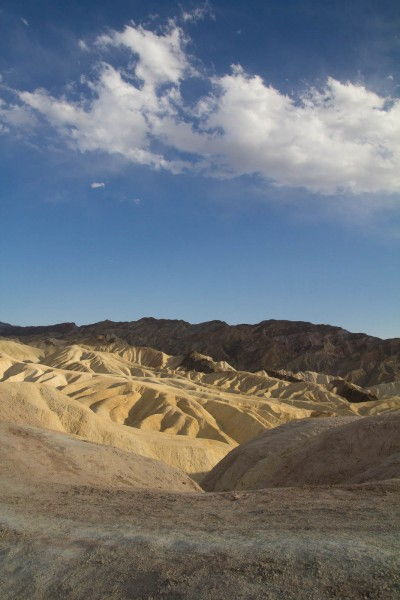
top-left (118, 197), bottom-right (142, 206)
top-left (0, 99), bottom-right (36, 131)
top-left (3, 17), bottom-right (400, 200)
top-left (20, 17), bottom-right (29, 27)
top-left (181, 2), bottom-right (215, 23)
top-left (90, 182), bottom-right (105, 189)
top-left (78, 39), bottom-right (89, 51)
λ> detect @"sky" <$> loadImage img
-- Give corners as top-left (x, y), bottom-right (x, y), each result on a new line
top-left (0, 0), bottom-right (399, 338)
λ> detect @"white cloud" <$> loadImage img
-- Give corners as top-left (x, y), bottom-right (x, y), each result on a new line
top-left (20, 64), bottom-right (178, 170)
top-left (19, 24), bottom-right (191, 173)
top-left (7, 20), bottom-right (400, 197)
top-left (201, 70), bottom-right (400, 194)
top-left (97, 23), bottom-right (191, 85)
top-left (0, 99), bottom-right (36, 131)
top-left (155, 68), bottom-right (400, 194)
top-left (91, 182), bottom-right (105, 189)
top-left (182, 2), bottom-right (215, 23)
top-left (78, 39), bottom-right (89, 51)
top-left (21, 17), bottom-right (29, 27)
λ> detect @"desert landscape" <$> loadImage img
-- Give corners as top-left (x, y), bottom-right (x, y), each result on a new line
top-left (2, 0), bottom-right (400, 597)
top-left (0, 318), bottom-right (399, 599)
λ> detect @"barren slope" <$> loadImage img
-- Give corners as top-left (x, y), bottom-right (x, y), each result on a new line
top-left (203, 413), bottom-right (400, 491)
top-left (1, 338), bottom-right (399, 457)
top-left (0, 381), bottom-right (229, 480)
top-left (0, 421), bottom-right (200, 492)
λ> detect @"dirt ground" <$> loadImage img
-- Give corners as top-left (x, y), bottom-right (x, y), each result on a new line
top-left (1, 478), bottom-right (399, 599)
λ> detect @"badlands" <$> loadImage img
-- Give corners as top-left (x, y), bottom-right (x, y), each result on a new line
top-left (0, 318), bottom-right (399, 599)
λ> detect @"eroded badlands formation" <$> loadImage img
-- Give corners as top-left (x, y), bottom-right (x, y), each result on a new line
top-left (0, 319), bottom-right (399, 599)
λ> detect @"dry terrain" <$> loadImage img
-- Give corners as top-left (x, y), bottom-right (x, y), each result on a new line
top-left (2, 317), bottom-right (399, 385)
top-left (0, 326), bottom-right (399, 599)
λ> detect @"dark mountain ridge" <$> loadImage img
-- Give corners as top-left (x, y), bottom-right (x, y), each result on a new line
top-left (1, 318), bottom-right (399, 386)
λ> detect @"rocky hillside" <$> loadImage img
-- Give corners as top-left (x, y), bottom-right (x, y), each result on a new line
top-left (1, 329), bottom-right (399, 599)
top-left (1, 317), bottom-right (399, 386)
top-left (203, 414), bottom-right (400, 491)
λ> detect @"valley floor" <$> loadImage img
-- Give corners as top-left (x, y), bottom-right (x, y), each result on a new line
top-left (1, 478), bottom-right (399, 599)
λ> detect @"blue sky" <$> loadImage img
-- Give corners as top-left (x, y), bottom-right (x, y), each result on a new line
top-left (0, 0), bottom-right (399, 337)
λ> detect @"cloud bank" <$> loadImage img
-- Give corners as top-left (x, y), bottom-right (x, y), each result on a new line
top-left (2, 20), bottom-right (400, 196)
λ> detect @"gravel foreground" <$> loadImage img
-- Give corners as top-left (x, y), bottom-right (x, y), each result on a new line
top-left (1, 479), bottom-right (399, 600)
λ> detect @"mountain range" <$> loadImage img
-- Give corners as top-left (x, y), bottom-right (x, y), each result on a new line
top-left (1, 317), bottom-right (399, 386)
